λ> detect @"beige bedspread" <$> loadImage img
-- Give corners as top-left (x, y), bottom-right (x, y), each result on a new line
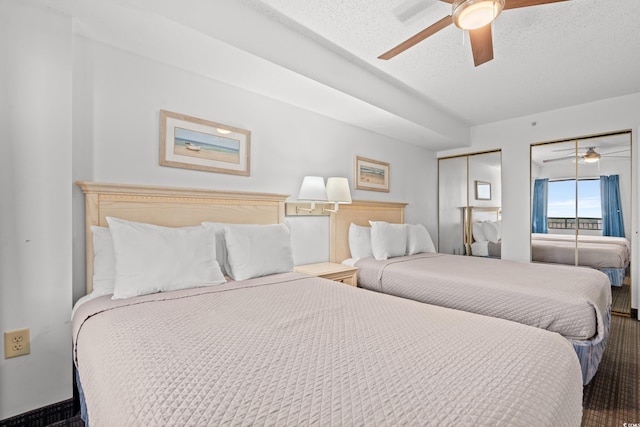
top-left (73, 272), bottom-right (583, 426)
top-left (356, 254), bottom-right (611, 341)
top-left (532, 233), bottom-right (630, 259)
top-left (531, 234), bottom-right (629, 268)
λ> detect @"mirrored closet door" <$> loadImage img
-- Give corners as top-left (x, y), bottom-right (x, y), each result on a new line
top-left (438, 151), bottom-right (502, 257)
top-left (530, 131), bottom-right (632, 315)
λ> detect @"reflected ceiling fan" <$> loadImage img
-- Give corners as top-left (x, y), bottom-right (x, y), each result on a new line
top-left (379, 0), bottom-right (570, 67)
top-left (543, 147), bottom-right (630, 164)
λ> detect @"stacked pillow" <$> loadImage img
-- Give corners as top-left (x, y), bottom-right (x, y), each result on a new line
top-left (482, 220), bottom-right (501, 243)
top-left (220, 223), bottom-right (293, 281)
top-left (349, 221), bottom-right (436, 261)
top-left (472, 220), bottom-right (501, 244)
top-left (91, 217), bottom-right (294, 299)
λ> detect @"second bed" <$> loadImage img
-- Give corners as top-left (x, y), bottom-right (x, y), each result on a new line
top-left (331, 201), bottom-right (612, 385)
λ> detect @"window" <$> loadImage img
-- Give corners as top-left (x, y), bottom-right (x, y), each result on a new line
top-left (547, 179), bottom-right (602, 230)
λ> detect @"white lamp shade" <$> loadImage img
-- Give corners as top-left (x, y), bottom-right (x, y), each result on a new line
top-left (298, 176), bottom-right (328, 201)
top-left (326, 177), bottom-right (352, 204)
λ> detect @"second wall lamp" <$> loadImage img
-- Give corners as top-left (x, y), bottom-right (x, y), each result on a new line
top-left (287, 176), bottom-right (352, 216)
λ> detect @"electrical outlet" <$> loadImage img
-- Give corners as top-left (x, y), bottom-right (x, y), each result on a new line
top-left (4, 329), bottom-right (30, 359)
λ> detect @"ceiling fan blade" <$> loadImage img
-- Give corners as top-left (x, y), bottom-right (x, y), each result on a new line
top-left (439, 0), bottom-right (454, 3)
top-left (378, 15), bottom-right (452, 60)
top-left (601, 149), bottom-right (630, 156)
top-left (543, 156), bottom-right (573, 163)
top-left (504, 0), bottom-right (570, 10)
top-left (469, 24), bottom-right (493, 66)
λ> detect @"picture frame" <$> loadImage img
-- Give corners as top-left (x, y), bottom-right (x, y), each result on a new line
top-left (355, 156), bottom-right (390, 192)
top-left (475, 180), bottom-right (491, 200)
top-left (160, 110), bottom-right (250, 176)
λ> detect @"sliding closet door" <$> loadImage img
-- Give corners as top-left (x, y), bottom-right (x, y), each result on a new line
top-left (468, 152), bottom-right (502, 209)
top-left (531, 131), bottom-right (632, 314)
top-left (438, 156), bottom-right (467, 255)
top-left (439, 151), bottom-right (502, 256)
top-left (531, 140), bottom-right (578, 265)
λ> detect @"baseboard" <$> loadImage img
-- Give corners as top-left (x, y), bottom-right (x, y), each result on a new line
top-left (0, 398), bottom-right (75, 427)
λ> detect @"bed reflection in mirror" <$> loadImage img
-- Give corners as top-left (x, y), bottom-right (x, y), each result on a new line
top-left (438, 150), bottom-right (502, 257)
top-left (530, 131), bottom-right (632, 315)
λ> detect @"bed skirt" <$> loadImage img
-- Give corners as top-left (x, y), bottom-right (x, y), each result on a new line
top-left (572, 307), bottom-right (611, 385)
top-left (599, 268), bottom-right (625, 287)
top-left (75, 368), bottom-right (88, 425)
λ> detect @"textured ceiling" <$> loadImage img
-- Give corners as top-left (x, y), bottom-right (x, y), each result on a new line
top-left (247, 0), bottom-right (640, 126)
top-left (59, 0), bottom-right (640, 150)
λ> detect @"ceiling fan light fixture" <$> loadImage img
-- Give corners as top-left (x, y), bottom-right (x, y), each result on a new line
top-left (583, 150), bottom-right (601, 163)
top-left (452, 0), bottom-right (505, 30)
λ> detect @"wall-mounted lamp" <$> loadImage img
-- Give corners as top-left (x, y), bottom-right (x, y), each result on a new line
top-left (285, 176), bottom-right (353, 216)
top-left (323, 177), bottom-right (352, 213)
top-left (296, 176), bottom-right (328, 213)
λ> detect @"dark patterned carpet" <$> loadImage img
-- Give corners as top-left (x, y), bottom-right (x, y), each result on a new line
top-left (611, 280), bottom-right (631, 315)
top-left (45, 416), bottom-right (83, 427)
top-left (582, 314), bottom-right (640, 426)
top-left (44, 316), bottom-right (639, 427)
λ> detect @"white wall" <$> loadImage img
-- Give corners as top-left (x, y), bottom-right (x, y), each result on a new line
top-left (438, 156), bottom-right (468, 254)
top-left (0, 3), bottom-right (438, 419)
top-left (0, 1), bottom-right (73, 420)
top-left (439, 92), bottom-right (640, 313)
top-left (71, 37), bottom-right (438, 297)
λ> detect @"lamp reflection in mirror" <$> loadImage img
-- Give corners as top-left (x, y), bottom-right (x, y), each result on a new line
top-left (583, 148), bottom-right (601, 163)
top-left (324, 177), bottom-right (352, 213)
top-left (296, 176), bottom-right (328, 213)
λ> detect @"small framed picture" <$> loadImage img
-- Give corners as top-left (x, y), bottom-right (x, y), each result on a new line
top-left (475, 180), bottom-right (491, 200)
top-left (160, 110), bottom-right (250, 176)
top-left (355, 156), bottom-right (390, 192)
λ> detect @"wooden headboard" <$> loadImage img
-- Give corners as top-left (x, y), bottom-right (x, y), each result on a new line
top-left (76, 181), bottom-right (288, 293)
top-left (329, 200), bottom-right (408, 263)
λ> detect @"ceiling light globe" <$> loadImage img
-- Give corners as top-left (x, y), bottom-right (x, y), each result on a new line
top-left (582, 147), bottom-right (601, 163)
top-left (453, 0), bottom-right (505, 30)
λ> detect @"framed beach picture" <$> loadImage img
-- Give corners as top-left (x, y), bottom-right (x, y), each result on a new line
top-left (355, 156), bottom-right (390, 192)
top-left (160, 110), bottom-right (250, 176)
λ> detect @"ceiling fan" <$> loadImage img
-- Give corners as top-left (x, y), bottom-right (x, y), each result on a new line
top-left (379, 0), bottom-right (570, 67)
top-left (543, 147), bottom-right (630, 164)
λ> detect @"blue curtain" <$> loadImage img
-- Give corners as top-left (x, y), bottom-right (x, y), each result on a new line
top-left (532, 178), bottom-right (549, 233)
top-left (600, 175), bottom-right (625, 237)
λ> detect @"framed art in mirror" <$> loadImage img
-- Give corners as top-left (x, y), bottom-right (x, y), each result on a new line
top-left (475, 180), bottom-right (491, 200)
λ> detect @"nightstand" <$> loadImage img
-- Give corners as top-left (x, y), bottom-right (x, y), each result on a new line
top-left (294, 262), bottom-right (358, 286)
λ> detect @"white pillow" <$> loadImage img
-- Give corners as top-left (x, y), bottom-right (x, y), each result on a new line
top-left (483, 220), bottom-right (501, 244)
top-left (471, 241), bottom-right (489, 257)
top-left (91, 226), bottom-right (116, 295)
top-left (224, 223), bottom-right (293, 281)
top-left (201, 222), bottom-right (229, 276)
top-left (106, 217), bottom-right (226, 299)
top-left (406, 224), bottom-right (436, 255)
top-left (472, 222), bottom-right (488, 242)
top-left (369, 221), bottom-right (407, 260)
top-left (348, 223), bottom-right (373, 260)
